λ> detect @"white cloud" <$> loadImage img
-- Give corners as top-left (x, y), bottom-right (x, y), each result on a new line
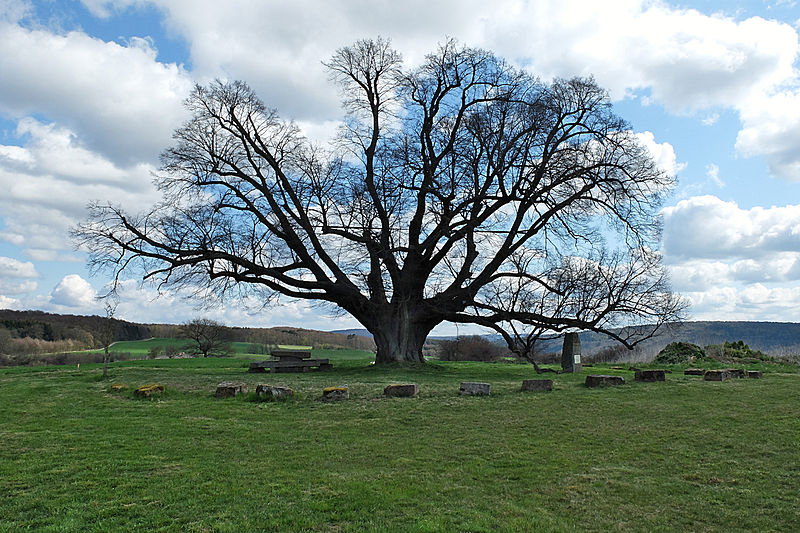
top-left (701, 113), bottom-right (720, 126)
top-left (683, 283), bottom-right (800, 321)
top-left (0, 18), bottom-right (192, 165)
top-left (0, 294), bottom-right (21, 309)
top-left (635, 131), bottom-right (684, 175)
top-left (662, 195), bottom-right (800, 261)
top-left (23, 249), bottom-right (84, 263)
top-left (705, 163), bottom-right (725, 188)
top-left (663, 196), bottom-right (800, 321)
top-left (0, 256), bottom-right (38, 296)
top-left (736, 89), bottom-right (800, 180)
top-left (0, 119), bottom-right (161, 254)
top-left (0, 256), bottom-right (37, 278)
top-left (49, 274), bottom-right (98, 308)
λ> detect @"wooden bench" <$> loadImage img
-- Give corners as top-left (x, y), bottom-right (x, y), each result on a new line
top-left (248, 349), bottom-right (333, 373)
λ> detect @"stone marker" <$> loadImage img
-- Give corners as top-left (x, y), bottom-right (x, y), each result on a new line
top-left (460, 382), bottom-right (490, 396)
top-left (320, 386), bottom-right (349, 401)
top-left (384, 384), bottom-right (418, 397)
top-left (585, 375), bottom-right (625, 387)
top-left (521, 379), bottom-right (553, 392)
top-left (134, 383), bottom-right (165, 398)
top-left (634, 369), bottom-right (666, 382)
top-left (684, 368), bottom-right (706, 376)
top-left (255, 384), bottom-right (294, 401)
top-left (747, 370), bottom-right (763, 379)
top-left (561, 332), bottom-right (582, 373)
top-left (703, 370), bottom-right (729, 381)
top-left (215, 382), bottom-right (248, 398)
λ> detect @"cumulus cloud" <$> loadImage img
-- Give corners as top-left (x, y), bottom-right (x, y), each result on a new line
top-left (662, 195), bottom-right (800, 260)
top-left (663, 195), bottom-right (800, 321)
top-left (682, 283), bottom-right (800, 321)
top-left (0, 119), bottom-right (161, 254)
top-left (70, 1), bottom-right (795, 118)
top-left (0, 256), bottom-right (37, 278)
top-left (736, 89), bottom-right (800, 180)
top-left (0, 294), bottom-right (21, 309)
top-left (0, 256), bottom-right (38, 296)
top-left (634, 131), bottom-right (684, 176)
top-left (49, 274), bottom-right (97, 308)
top-left (0, 17), bottom-right (192, 165)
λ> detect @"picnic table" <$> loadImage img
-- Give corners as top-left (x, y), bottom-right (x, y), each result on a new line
top-left (248, 349), bottom-right (333, 373)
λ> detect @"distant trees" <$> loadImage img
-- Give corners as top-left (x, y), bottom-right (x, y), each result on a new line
top-left (180, 318), bottom-right (231, 357)
top-left (0, 328), bottom-right (12, 355)
top-left (437, 336), bottom-right (507, 362)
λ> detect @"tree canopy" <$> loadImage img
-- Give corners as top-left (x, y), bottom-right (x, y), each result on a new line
top-left (76, 38), bottom-right (685, 365)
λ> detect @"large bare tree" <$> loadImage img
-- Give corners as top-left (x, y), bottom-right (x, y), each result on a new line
top-left (75, 38), bottom-right (685, 365)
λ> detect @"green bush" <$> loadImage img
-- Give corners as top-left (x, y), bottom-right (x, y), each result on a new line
top-left (705, 341), bottom-right (774, 363)
top-left (654, 342), bottom-right (706, 364)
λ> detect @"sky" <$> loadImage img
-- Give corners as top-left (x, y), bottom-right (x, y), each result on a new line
top-left (1, 0), bottom-right (800, 334)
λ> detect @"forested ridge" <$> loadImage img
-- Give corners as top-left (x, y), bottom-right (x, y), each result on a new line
top-left (0, 309), bottom-right (374, 354)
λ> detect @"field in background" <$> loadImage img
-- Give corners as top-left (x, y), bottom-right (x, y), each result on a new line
top-left (1, 352), bottom-right (799, 531)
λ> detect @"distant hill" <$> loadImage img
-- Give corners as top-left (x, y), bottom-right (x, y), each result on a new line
top-left (495, 321), bottom-right (800, 358)
top-left (3, 308), bottom-right (798, 359)
top-left (0, 309), bottom-right (152, 344)
top-left (336, 321), bottom-right (800, 358)
top-left (0, 309), bottom-right (375, 353)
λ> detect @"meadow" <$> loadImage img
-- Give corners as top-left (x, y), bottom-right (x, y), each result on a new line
top-left (1, 346), bottom-right (798, 532)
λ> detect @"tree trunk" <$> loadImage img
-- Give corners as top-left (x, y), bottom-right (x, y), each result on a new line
top-left (103, 346), bottom-right (109, 378)
top-left (369, 304), bottom-right (437, 364)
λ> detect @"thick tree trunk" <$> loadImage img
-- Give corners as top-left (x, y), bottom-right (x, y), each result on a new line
top-left (368, 304), bottom-right (437, 364)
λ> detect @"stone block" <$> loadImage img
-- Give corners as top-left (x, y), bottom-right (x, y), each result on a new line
top-left (726, 368), bottom-right (746, 379)
top-left (320, 386), bottom-right (349, 401)
top-left (460, 382), bottom-right (491, 396)
top-left (585, 375), bottom-right (625, 387)
top-left (703, 370), bottom-right (729, 381)
top-left (134, 383), bottom-right (165, 398)
top-left (747, 370), bottom-right (763, 379)
top-left (215, 381), bottom-right (248, 398)
top-left (255, 384), bottom-right (294, 401)
top-left (383, 384), bottom-right (418, 397)
top-left (634, 369), bottom-right (666, 382)
top-left (521, 379), bottom-right (553, 392)
top-left (684, 368), bottom-right (706, 376)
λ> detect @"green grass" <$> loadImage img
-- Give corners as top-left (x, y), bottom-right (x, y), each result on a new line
top-left (1, 354), bottom-right (798, 532)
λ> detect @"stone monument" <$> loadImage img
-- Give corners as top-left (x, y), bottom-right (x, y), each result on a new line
top-left (561, 332), bottom-right (582, 373)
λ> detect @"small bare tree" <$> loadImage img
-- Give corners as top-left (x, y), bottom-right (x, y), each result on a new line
top-left (180, 318), bottom-right (230, 357)
top-left (96, 301), bottom-right (117, 378)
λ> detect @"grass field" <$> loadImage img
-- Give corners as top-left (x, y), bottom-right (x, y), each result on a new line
top-left (105, 338), bottom-right (265, 356)
top-left (1, 350), bottom-right (799, 532)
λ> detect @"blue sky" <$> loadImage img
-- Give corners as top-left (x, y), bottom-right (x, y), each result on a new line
top-left (1, 0), bottom-right (800, 333)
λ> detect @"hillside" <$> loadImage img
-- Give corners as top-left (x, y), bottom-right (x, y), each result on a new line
top-left (0, 309), bottom-right (375, 355)
top-left (513, 321), bottom-right (800, 359)
top-left (3, 308), bottom-right (799, 360)
top-left (0, 309), bottom-right (152, 344)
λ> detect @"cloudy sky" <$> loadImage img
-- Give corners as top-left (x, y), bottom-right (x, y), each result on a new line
top-left (1, 0), bottom-right (800, 332)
